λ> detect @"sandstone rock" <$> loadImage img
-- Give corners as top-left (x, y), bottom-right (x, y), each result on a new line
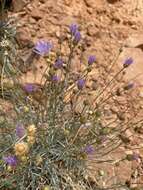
top-left (87, 25), bottom-right (97, 36)
top-left (107, 0), bottom-right (119, 3)
top-left (64, 0), bottom-right (72, 6)
top-left (29, 18), bottom-right (36, 24)
top-left (31, 9), bottom-right (43, 20)
top-left (39, 0), bottom-right (46, 3)
top-left (16, 28), bottom-right (32, 48)
top-left (13, 0), bottom-right (27, 12)
top-left (91, 81), bottom-right (98, 90)
top-left (84, 0), bottom-right (104, 8)
top-left (125, 34), bottom-right (143, 48)
top-left (139, 91), bottom-right (143, 98)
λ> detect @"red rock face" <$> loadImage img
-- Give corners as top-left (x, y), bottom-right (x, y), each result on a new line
top-left (106, 0), bottom-right (119, 3)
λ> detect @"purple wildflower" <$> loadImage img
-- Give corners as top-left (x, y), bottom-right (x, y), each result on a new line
top-left (77, 79), bottom-right (85, 90)
top-left (73, 31), bottom-right (81, 44)
top-left (124, 82), bottom-right (134, 90)
top-left (23, 83), bottom-right (38, 93)
top-left (84, 145), bottom-right (94, 155)
top-left (4, 156), bottom-right (17, 167)
top-left (70, 24), bottom-right (78, 35)
top-left (54, 59), bottom-right (63, 69)
top-left (16, 124), bottom-right (25, 138)
top-left (88, 56), bottom-right (96, 65)
top-left (33, 40), bottom-right (52, 56)
top-left (123, 57), bottom-right (133, 68)
top-left (51, 75), bottom-right (60, 83)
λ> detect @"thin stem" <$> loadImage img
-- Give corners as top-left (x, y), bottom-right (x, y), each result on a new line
top-left (93, 68), bottom-right (124, 103)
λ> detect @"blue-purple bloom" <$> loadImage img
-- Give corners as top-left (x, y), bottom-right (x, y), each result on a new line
top-left (4, 156), bottom-right (17, 167)
top-left (77, 79), bottom-right (85, 90)
top-left (16, 124), bottom-right (25, 138)
top-left (33, 40), bottom-right (52, 56)
top-left (84, 145), bottom-right (94, 155)
top-left (88, 56), bottom-right (96, 65)
top-left (54, 59), bottom-right (63, 69)
top-left (74, 31), bottom-right (81, 44)
top-left (51, 75), bottom-right (60, 83)
top-left (70, 24), bottom-right (78, 35)
top-left (123, 57), bottom-right (133, 68)
top-left (23, 83), bottom-right (38, 93)
top-left (124, 82), bottom-right (134, 90)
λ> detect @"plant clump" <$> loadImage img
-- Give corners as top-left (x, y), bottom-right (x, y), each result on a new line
top-left (0, 9), bottom-right (142, 190)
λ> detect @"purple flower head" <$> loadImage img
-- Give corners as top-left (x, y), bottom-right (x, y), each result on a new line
top-left (3, 156), bottom-right (17, 167)
top-left (51, 75), bottom-right (60, 83)
top-left (124, 82), bottom-right (134, 91)
top-left (123, 57), bottom-right (133, 68)
top-left (77, 79), bottom-right (85, 90)
top-left (73, 31), bottom-right (81, 44)
top-left (33, 40), bottom-right (52, 56)
top-left (23, 83), bottom-right (38, 94)
top-left (54, 59), bottom-right (63, 69)
top-left (88, 55), bottom-right (96, 65)
top-left (16, 123), bottom-right (25, 138)
top-left (70, 24), bottom-right (78, 35)
top-left (84, 145), bottom-right (94, 155)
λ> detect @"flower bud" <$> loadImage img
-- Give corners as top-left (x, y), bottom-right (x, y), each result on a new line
top-left (36, 155), bottom-right (43, 166)
top-left (23, 106), bottom-right (29, 112)
top-left (27, 135), bottom-right (35, 145)
top-left (7, 165), bottom-right (12, 172)
top-left (21, 156), bottom-right (28, 162)
top-left (63, 129), bottom-right (70, 135)
top-left (43, 185), bottom-right (51, 190)
top-left (123, 57), bottom-right (133, 68)
top-left (27, 124), bottom-right (36, 136)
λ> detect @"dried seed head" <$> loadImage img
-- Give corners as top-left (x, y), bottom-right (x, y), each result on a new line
top-left (14, 142), bottom-right (29, 157)
top-left (36, 155), bottom-right (43, 166)
top-left (43, 185), bottom-right (51, 190)
top-left (27, 124), bottom-right (36, 136)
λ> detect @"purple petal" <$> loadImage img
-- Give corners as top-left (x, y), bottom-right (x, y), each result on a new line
top-left (74, 31), bottom-right (81, 44)
top-left (123, 57), bottom-right (134, 68)
top-left (23, 83), bottom-right (38, 93)
top-left (16, 123), bottom-right (25, 138)
top-left (70, 24), bottom-right (78, 35)
top-left (4, 156), bottom-right (17, 167)
top-left (84, 145), bottom-right (94, 155)
top-left (88, 56), bottom-right (96, 65)
top-left (124, 82), bottom-right (134, 90)
top-left (54, 59), bottom-right (63, 69)
top-left (77, 79), bottom-right (85, 90)
top-left (33, 40), bottom-right (52, 56)
top-left (51, 75), bottom-right (60, 83)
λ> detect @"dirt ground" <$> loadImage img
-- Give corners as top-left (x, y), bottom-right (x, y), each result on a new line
top-left (6, 0), bottom-right (143, 189)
